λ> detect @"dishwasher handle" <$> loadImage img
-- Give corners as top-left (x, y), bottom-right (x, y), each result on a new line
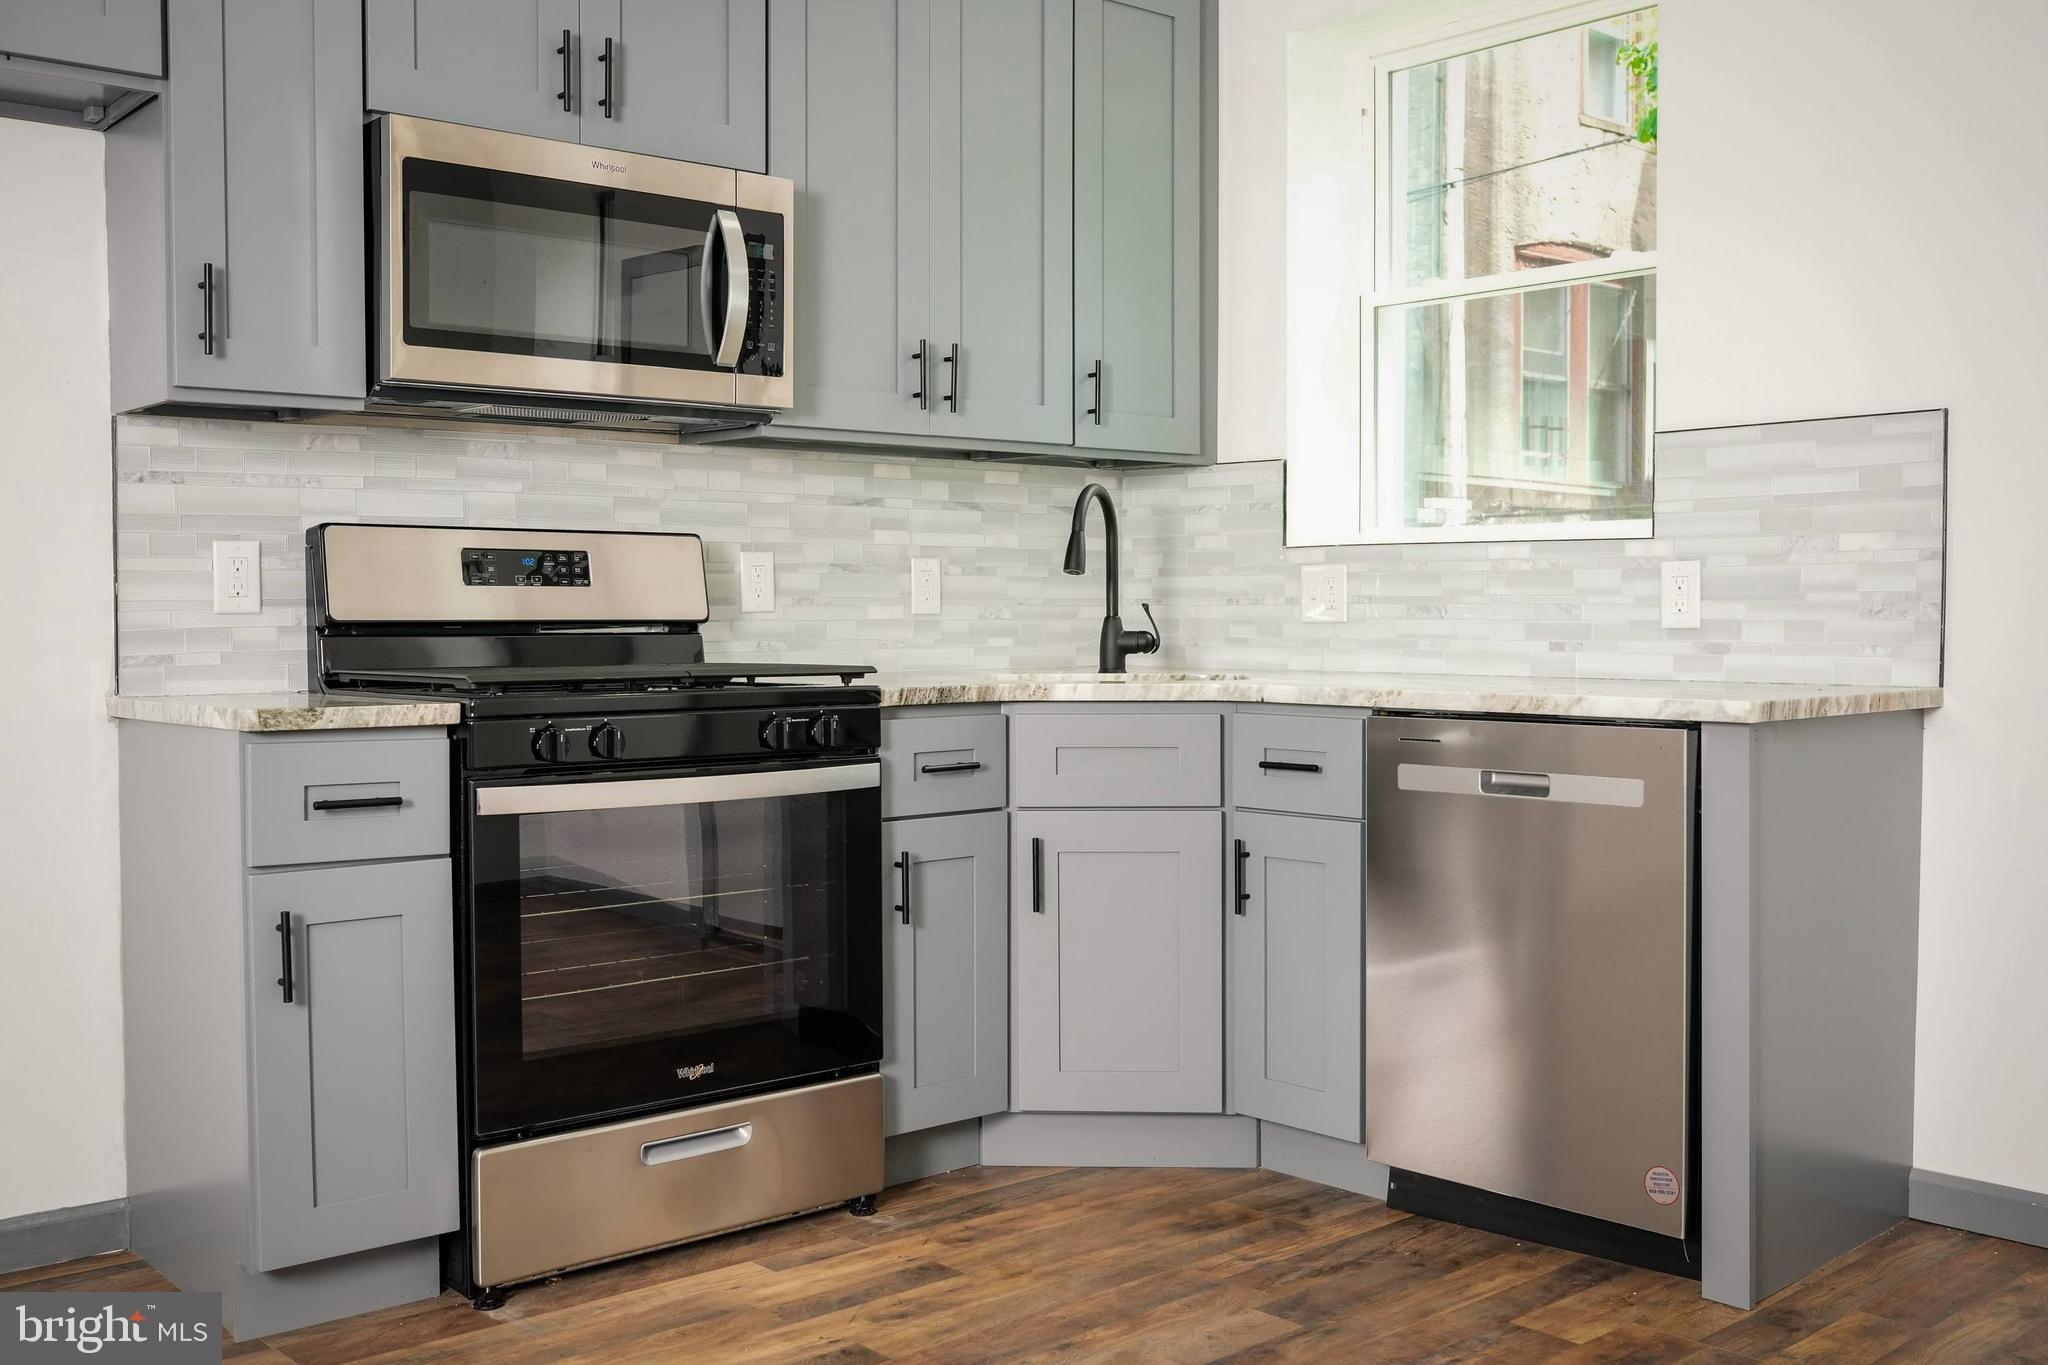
top-left (1480, 769), bottom-right (1552, 798)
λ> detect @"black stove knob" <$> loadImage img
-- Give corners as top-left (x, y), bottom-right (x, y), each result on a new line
top-left (759, 714), bottom-right (787, 751)
top-left (808, 714), bottom-right (840, 748)
top-left (531, 724), bottom-right (566, 763)
top-left (589, 722), bottom-right (625, 761)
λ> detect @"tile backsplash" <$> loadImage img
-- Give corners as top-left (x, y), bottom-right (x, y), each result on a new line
top-left (114, 409), bottom-right (1944, 694)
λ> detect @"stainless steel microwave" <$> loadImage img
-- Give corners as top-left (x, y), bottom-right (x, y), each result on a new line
top-left (371, 114), bottom-right (791, 428)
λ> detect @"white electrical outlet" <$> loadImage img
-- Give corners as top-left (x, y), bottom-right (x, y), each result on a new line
top-left (1661, 559), bottom-right (1702, 629)
top-left (738, 550), bottom-right (775, 613)
top-left (211, 539), bottom-right (261, 615)
top-left (1301, 564), bottom-right (1348, 623)
top-left (910, 557), bottom-right (941, 616)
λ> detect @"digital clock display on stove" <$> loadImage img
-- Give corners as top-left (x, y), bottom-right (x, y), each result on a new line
top-left (461, 546), bottom-right (591, 587)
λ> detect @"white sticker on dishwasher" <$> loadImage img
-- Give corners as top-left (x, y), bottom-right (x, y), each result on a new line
top-left (1645, 1166), bottom-right (1680, 1206)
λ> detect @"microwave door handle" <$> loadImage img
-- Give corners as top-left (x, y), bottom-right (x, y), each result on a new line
top-left (712, 208), bottom-right (748, 369)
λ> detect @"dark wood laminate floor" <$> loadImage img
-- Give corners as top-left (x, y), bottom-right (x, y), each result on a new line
top-left (11, 1166), bottom-right (2048, 1362)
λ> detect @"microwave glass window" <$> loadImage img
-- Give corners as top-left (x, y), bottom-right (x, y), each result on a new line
top-left (402, 159), bottom-right (732, 372)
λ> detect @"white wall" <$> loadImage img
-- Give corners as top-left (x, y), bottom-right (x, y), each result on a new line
top-left (1227, 0), bottom-right (2048, 1194)
top-left (0, 119), bottom-right (125, 1221)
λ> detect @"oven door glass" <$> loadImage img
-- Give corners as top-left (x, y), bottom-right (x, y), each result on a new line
top-left (403, 158), bottom-right (740, 374)
top-left (468, 761), bottom-right (882, 1136)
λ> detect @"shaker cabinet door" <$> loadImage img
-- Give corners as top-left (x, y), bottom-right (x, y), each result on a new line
top-left (1227, 811), bottom-right (1364, 1142)
top-left (365, 0), bottom-right (582, 141)
top-left (164, 0), bottom-right (365, 402)
top-left (882, 812), bottom-right (1010, 1136)
top-left (768, 0), bottom-right (933, 436)
top-left (1012, 808), bottom-right (1222, 1112)
top-left (1073, 0), bottom-right (1201, 455)
top-left (0, 0), bottom-right (162, 75)
top-left (923, 0), bottom-right (1073, 446)
top-left (245, 859), bottom-right (459, 1273)
top-left (580, 0), bottom-right (767, 170)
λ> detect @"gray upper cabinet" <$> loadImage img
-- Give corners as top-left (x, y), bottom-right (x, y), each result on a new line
top-left (1073, 0), bottom-right (1201, 455)
top-left (580, 0), bottom-right (766, 170)
top-left (108, 0), bottom-right (365, 411)
top-left (1227, 810), bottom-right (1364, 1142)
top-left (0, 0), bottom-right (163, 76)
top-left (1012, 807), bottom-right (1222, 1112)
top-left (924, 0), bottom-right (1072, 445)
top-left (365, 0), bottom-right (582, 141)
top-left (882, 811), bottom-right (1009, 1136)
top-left (769, 0), bottom-right (932, 436)
top-left (245, 857), bottom-right (460, 1273)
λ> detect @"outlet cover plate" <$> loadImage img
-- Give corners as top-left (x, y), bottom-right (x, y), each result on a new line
top-left (910, 557), bottom-right (941, 616)
top-left (739, 550), bottom-right (775, 613)
top-left (211, 539), bottom-right (261, 615)
top-left (1661, 559), bottom-right (1702, 629)
top-left (1301, 564), bottom-right (1348, 623)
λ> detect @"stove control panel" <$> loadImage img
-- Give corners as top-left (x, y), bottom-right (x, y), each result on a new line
top-left (760, 713), bottom-right (843, 752)
top-left (462, 546), bottom-right (591, 588)
top-left (480, 705), bottom-right (880, 770)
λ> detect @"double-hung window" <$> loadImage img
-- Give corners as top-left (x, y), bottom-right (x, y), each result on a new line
top-left (1364, 7), bottom-right (1658, 542)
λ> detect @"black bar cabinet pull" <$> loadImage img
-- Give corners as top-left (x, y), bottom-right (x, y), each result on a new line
top-left (311, 795), bottom-right (405, 812)
top-left (1030, 837), bottom-right (1044, 914)
top-left (1233, 839), bottom-right (1250, 915)
top-left (556, 29), bottom-right (573, 110)
top-left (918, 760), bottom-right (983, 775)
top-left (196, 262), bottom-right (216, 355)
top-left (275, 911), bottom-right (295, 1004)
top-left (1085, 361), bottom-right (1103, 424)
top-left (598, 35), bottom-right (615, 117)
top-left (911, 340), bottom-right (929, 409)
top-left (894, 855), bottom-right (913, 925)
top-left (943, 342), bottom-right (959, 412)
top-left (1257, 759), bottom-right (1324, 775)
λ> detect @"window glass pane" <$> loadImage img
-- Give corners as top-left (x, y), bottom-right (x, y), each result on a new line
top-left (1374, 273), bottom-right (1654, 534)
top-left (1387, 10), bottom-right (1656, 289)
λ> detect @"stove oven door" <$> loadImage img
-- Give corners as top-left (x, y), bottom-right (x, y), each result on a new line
top-left (466, 759), bottom-right (882, 1137)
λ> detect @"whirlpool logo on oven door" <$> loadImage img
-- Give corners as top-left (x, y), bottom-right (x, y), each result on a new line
top-left (676, 1063), bottom-right (716, 1081)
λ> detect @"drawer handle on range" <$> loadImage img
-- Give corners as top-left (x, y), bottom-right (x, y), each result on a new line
top-left (1233, 839), bottom-right (1250, 915)
top-left (640, 1122), bottom-right (752, 1167)
top-left (1030, 837), bottom-right (1044, 914)
top-left (1480, 769), bottom-right (1552, 798)
top-left (311, 795), bottom-right (404, 812)
top-left (275, 911), bottom-right (295, 1004)
top-left (894, 854), bottom-right (913, 925)
top-left (919, 761), bottom-right (982, 775)
top-left (1257, 759), bottom-right (1323, 775)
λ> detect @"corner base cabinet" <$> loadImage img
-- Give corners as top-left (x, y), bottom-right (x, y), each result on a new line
top-left (1012, 808), bottom-right (1223, 1112)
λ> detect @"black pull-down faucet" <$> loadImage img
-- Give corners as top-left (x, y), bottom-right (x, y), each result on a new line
top-left (1063, 482), bottom-right (1160, 674)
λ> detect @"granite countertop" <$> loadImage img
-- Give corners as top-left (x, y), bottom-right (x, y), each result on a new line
top-left (107, 671), bottom-right (1942, 732)
top-left (874, 671), bottom-right (1943, 725)
top-left (107, 692), bottom-right (463, 732)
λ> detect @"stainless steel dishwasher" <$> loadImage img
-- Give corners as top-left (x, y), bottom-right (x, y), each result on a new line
top-left (1365, 715), bottom-right (1695, 1264)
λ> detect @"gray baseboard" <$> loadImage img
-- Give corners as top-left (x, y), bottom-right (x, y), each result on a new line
top-left (0, 1198), bottom-right (130, 1276)
top-left (981, 1112), bottom-right (1258, 1168)
top-left (885, 1119), bottom-right (982, 1187)
top-left (1910, 1168), bottom-right (2048, 1250)
top-left (1258, 1121), bottom-right (1389, 1199)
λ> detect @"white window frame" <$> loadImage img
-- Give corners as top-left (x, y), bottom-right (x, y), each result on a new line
top-left (1351, 1), bottom-right (1657, 546)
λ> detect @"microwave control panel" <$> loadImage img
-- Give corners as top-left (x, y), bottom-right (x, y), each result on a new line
top-left (462, 546), bottom-right (591, 588)
top-left (736, 209), bottom-right (784, 379)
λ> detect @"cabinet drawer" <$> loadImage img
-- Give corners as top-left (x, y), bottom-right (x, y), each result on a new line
top-left (245, 733), bottom-right (449, 868)
top-left (472, 1074), bottom-right (881, 1287)
top-left (1232, 712), bottom-right (1365, 820)
top-left (1011, 711), bottom-right (1221, 808)
top-left (882, 713), bottom-right (1008, 818)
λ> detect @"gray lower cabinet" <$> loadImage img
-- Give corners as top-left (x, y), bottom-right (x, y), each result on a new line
top-left (246, 859), bottom-right (459, 1272)
top-left (0, 0), bottom-right (163, 76)
top-left (1226, 810), bottom-right (1364, 1142)
top-left (1012, 807), bottom-right (1223, 1112)
top-left (1073, 0), bottom-right (1201, 455)
top-left (881, 811), bottom-right (1009, 1135)
top-left (367, 0), bottom-right (766, 169)
top-left (107, 0), bottom-right (366, 411)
